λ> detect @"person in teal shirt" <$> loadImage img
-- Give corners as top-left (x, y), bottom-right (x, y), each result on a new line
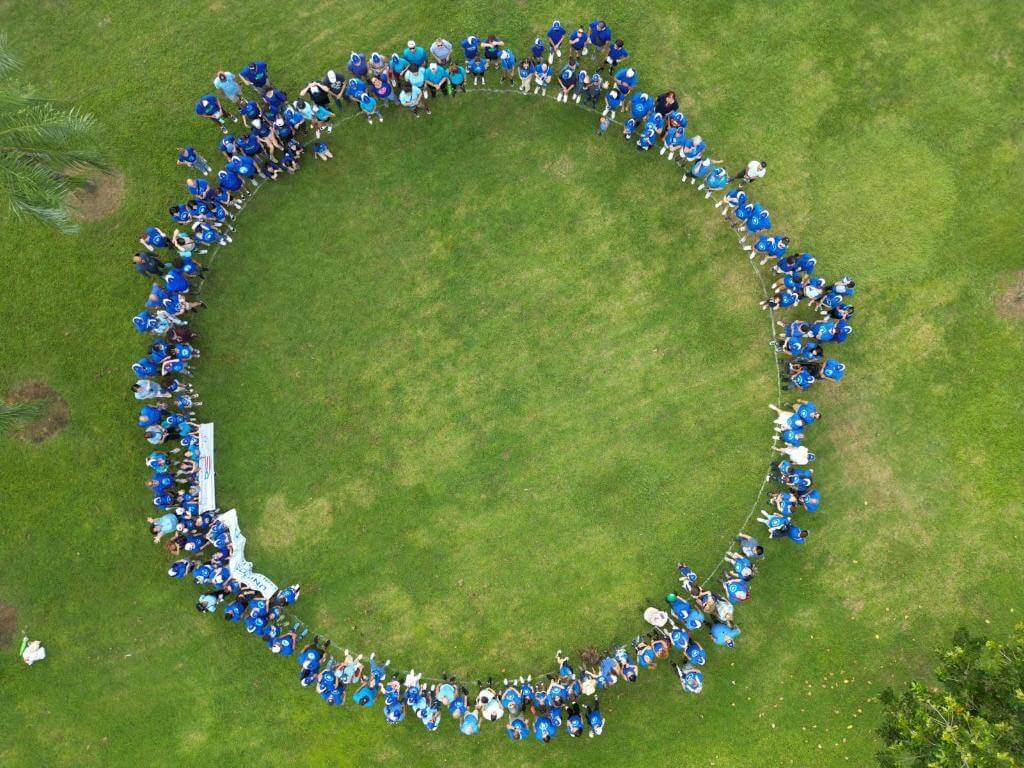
top-left (423, 62), bottom-right (448, 98)
top-left (403, 40), bottom-right (427, 67)
top-left (448, 64), bottom-right (466, 94)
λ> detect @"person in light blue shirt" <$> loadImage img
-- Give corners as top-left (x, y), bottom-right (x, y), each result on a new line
top-left (213, 71), bottom-right (241, 103)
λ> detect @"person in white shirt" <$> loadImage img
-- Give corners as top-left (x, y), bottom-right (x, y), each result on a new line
top-left (732, 159), bottom-right (767, 185)
top-left (20, 637), bottom-right (46, 666)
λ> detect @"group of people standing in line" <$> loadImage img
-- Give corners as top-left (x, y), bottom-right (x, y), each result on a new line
top-left (128, 17), bottom-right (854, 742)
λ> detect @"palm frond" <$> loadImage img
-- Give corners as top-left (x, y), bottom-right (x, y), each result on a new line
top-left (0, 154), bottom-right (83, 233)
top-left (0, 401), bottom-right (39, 434)
top-left (0, 35), bottom-right (21, 78)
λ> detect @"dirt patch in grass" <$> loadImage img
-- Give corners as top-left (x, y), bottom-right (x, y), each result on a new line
top-left (0, 601), bottom-right (17, 649)
top-left (68, 169), bottom-right (125, 222)
top-left (5, 380), bottom-right (69, 443)
top-left (995, 270), bottom-right (1024, 318)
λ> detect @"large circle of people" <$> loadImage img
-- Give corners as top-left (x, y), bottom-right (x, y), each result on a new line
top-left (130, 18), bottom-right (856, 742)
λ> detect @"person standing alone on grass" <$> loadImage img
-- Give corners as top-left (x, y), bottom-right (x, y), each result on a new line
top-left (732, 159), bottom-right (767, 185)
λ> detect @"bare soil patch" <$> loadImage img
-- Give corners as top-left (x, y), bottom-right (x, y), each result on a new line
top-left (996, 270), bottom-right (1024, 318)
top-left (5, 380), bottom-right (69, 443)
top-left (0, 601), bottom-right (17, 649)
top-left (68, 169), bottom-right (125, 222)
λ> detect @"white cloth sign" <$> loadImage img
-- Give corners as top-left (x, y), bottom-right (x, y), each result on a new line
top-left (198, 422), bottom-right (216, 512)
top-left (217, 509), bottom-right (279, 597)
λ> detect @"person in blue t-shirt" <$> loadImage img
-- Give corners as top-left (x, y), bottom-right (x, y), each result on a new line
top-left (602, 88), bottom-right (624, 120)
top-left (194, 94), bottom-right (234, 130)
top-left (499, 49), bottom-right (517, 86)
top-left (600, 40), bottom-right (629, 73)
top-left (533, 712), bottom-right (556, 742)
top-left (239, 61), bottom-right (270, 92)
top-left (588, 20), bottom-right (612, 60)
top-left (176, 146), bottom-right (210, 176)
top-left (348, 51), bottom-right (368, 77)
top-left (468, 54), bottom-right (487, 86)
top-left (568, 25), bottom-right (588, 64)
top-left (547, 20), bottom-right (566, 62)
top-left (531, 37), bottom-right (546, 61)
top-left (482, 34), bottom-right (505, 63)
top-left (533, 61), bottom-right (552, 95)
top-left (460, 35), bottom-right (480, 60)
top-left (586, 697), bottom-right (605, 737)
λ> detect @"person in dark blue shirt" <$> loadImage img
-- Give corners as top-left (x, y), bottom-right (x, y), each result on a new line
top-left (239, 61), bottom-right (270, 92)
top-left (588, 20), bottom-right (612, 60)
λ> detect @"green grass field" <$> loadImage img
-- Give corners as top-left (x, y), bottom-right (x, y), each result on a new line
top-left (1, 1), bottom-right (1022, 766)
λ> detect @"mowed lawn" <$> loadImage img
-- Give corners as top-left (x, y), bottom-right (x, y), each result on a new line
top-left (1, 2), bottom-right (1022, 767)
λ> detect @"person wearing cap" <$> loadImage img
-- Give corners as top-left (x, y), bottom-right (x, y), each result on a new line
top-left (429, 37), bottom-right (453, 65)
top-left (403, 40), bottom-right (427, 68)
top-left (601, 87), bottom-right (624, 120)
top-left (213, 71), bottom-right (241, 104)
top-left (348, 51), bottom-right (368, 78)
top-left (556, 62), bottom-right (576, 103)
top-left (460, 34), bottom-right (480, 60)
top-left (588, 20), bottom-right (612, 60)
top-left (531, 37), bottom-right (546, 60)
top-left (613, 66), bottom-right (638, 95)
top-left (321, 70), bottom-right (345, 109)
top-left (546, 19), bottom-right (566, 63)
top-left (499, 48), bottom-right (517, 86)
top-left (239, 60), bottom-right (270, 91)
top-left (423, 62), bottom-right (449, 98)
top-left (368, 51), bottom-right (387, 78)
top-left (194, 94), bottom-right (233, 131)
top-left (532, 60), bottom-right (552, 96)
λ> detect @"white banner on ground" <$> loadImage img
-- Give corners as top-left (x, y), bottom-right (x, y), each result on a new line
top-left (217, 509), bottom-right (279, 598)
top-left (198, 422), bottom-right (216, 512)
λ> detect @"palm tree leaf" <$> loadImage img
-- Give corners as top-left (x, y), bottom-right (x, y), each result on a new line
top-left (0, 35), bottom-right (21, 78)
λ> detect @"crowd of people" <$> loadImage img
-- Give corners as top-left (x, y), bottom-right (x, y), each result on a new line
top-left (128, 17), bottom-right (855, 742)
